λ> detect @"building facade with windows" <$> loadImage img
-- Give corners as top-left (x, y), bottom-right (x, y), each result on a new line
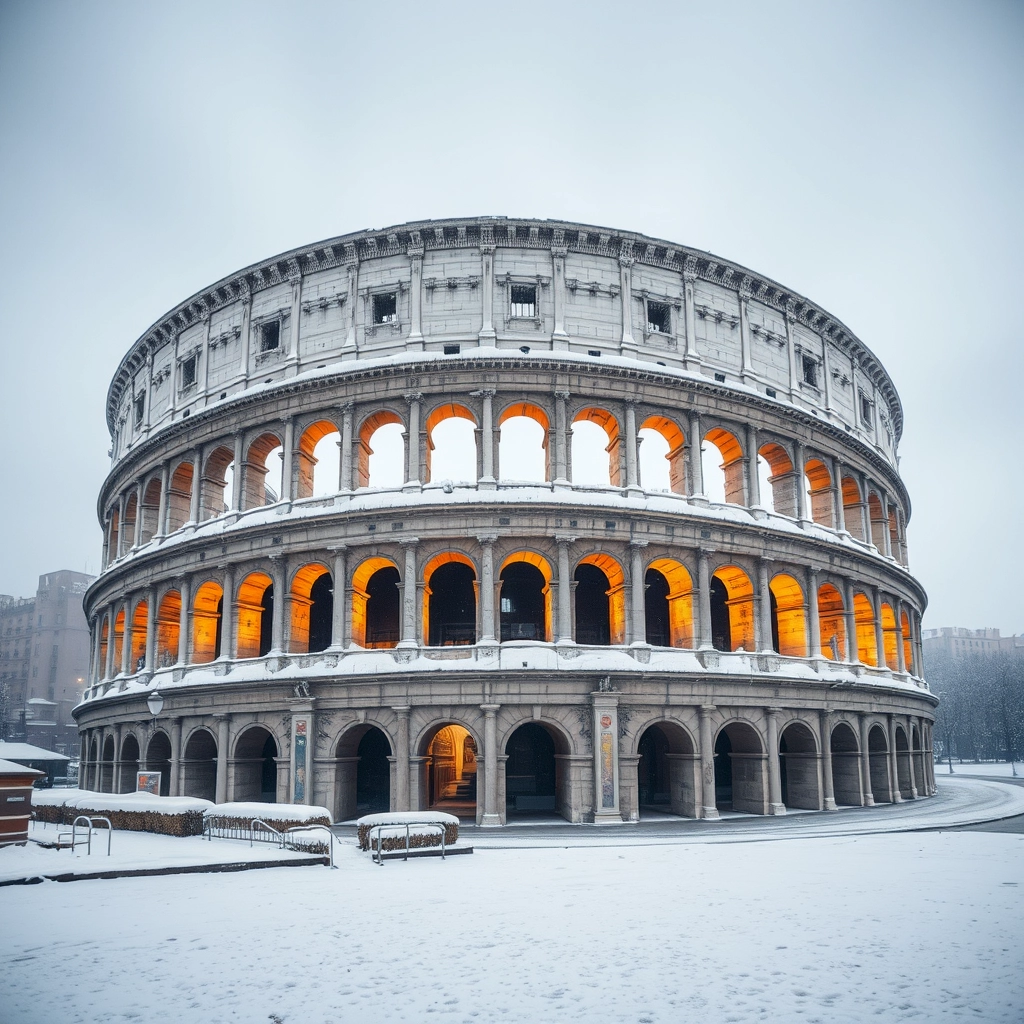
top-left (76, 217), bottom-right (935, 822)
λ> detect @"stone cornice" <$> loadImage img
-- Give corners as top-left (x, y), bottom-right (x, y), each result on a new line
top-left (105, 217), bottom-right (904, 440)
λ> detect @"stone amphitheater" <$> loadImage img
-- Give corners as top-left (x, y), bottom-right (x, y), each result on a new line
top-left (75, 216), bottom-right (936, 825)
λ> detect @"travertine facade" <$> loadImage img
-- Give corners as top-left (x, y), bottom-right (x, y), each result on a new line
top-left (76, 217), bottom-right (935, 823)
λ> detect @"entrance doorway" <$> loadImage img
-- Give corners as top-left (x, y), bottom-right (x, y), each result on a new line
top-left (425, 724), bottom-right (477, 815)
top-left (505, 723), bottom-right (556, 816)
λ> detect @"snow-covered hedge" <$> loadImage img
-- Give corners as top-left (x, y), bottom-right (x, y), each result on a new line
top-left (356, 811), bottom-right (459, 852)
top-left (32, 790), bottom-right (213, 837)
top-left (204, 802), bottom-right (331, 835)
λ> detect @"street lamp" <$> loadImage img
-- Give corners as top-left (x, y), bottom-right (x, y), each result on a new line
top-left (146, 691), bottom-right (164, 717)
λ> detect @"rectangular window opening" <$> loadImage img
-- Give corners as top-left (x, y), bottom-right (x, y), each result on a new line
top-left (443, 344), bottom-right (460, 355)
top-left (181, 356), bottom-right (197, 389)
top-left (860, 394), bottom-right (873, 423)
top-left (133, 394), bottom-right (145, 428)
top-left (260, 320), bottom-right (280, 352)
top-left (647, 301), bottom-right (671, 334)
top-left (714, 372), bottom-right (726, 383)
top-left (802, 356), bottom-right (818, 387)
top-left (373, 292), bottom-right (398, 325)
top-left (510, 284), bottom-right (536, 318)
top-left (766, 387), bottom-right (777, 398)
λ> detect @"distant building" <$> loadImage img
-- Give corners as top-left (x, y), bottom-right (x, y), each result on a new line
top-left (0, 571), bottom-right (94, 754)
top-left (922, 627), bottom-right (1024, 660)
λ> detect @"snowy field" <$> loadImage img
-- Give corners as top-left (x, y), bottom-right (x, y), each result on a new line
top-left (1, 829), bottom-right (1022, 1023)
top-left (933, 761), bottom-right (1021, 778)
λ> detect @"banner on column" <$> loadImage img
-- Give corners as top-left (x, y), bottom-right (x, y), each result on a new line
top-left (293, 718), bottom-right (308, 803)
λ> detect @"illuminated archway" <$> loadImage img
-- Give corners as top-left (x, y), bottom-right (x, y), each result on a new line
top-left (818, 583), bottom-right (846, 661)
top-left (130, 600), bottom-right (148, 672)
top-left (236, 572), bottom-right (273, 659)
top-left (881, 602), bottom-right (899, 670)
top-left (351, 557), bottom-right (400, 648)
top-left (499, 552), bottom-right (552, 642)
top-left (155, 590), bottom-right (181, 667)
top-left (645, 558), bottom-right (693, 648)
top-left (901, 609), bottom-right (914, 673)
top-left (853, 592), bottom-right (877, 666)
top-left (710, 566), bottom-right (755, 652)
top-left (769, 573), bottom-right (807, 657)
top-left (192, 581), bottom-right (224, 663)
top-left (290, 563), bottom-right (333, 653)
top-left (574, 553), bottom-right (625, 645)
top-left (423, 552), bottom-right (477, 646)
top-left (422, 723), bottom-right (478, 815)
top-left (112, 608), bottom-right (125, 673)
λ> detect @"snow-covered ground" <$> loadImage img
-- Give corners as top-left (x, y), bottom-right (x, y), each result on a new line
top-left (933, 761), bottom-right (1021, 778)
top-left (1, 826), bottom-right (1022, 1022)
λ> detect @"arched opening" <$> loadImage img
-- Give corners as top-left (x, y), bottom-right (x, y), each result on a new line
top-left (236, 572), bottom-right (274, 659)
top-left (911, 725), bottom-right (925, 793)
top-left (233, 727), bottom-right (279, 803)
top-left (881, 602), bottom-right (900, 670)
top-left (645, 558), bottom-right (693, 648)
top-left (139, 477), bottom-right (162, 544)
top-left (145, 731), bottom-right (172, 796)
top-left (818, 583), bottom-right (847, 661)
top-left (426, 403), bottom-right (478, 483)
top-left (714, 722), bottom-right (765, 814)
top-left (130, 600), bottom-right (148, 672)
top-left (703, 427), bottom-right (745, 505)
top-left (779, 721), bottom-right (820, 810)
top-left (895, 726), bottom-right (913, 799)
top-left (574, 555), bottom-right (625, 645)
top-left (639, 416), bottom-right (686, 494)
top-left (571, 408), bottom-right (620, 487)
top-left (334, 725), bottom-right (392, 821)
top-left (192, 581), bottom-right (224, 663)
top-left (422, 724), bottom-right (477, 817)
top-left (769, 573), bottom-right (807, 657)
top-left (853, 592), bottom-right (877, 666)
top-left (868, 492), bottom-right (887, 551)
top-left (901, 609), bottom-right (915, 674)
top-left (424, 555), bottom-right (477, 646)
top-left (107, 507), bottom-right (120, 560)
top-left (122, 493), bottom-right (138, 552)
top-left (166, 461), bottom-right (194, 533)
top-left (182, 728), bottom-right (217, 802)
top-left (499, 554), bottom-right (551, 642)
top-left (498, 403), bottom-right (549, 482)
top-left (841, 476), bottom-right (865, 541)
top-left (101, 735), bottom-right (115, 793)
top-left (758, 442), bottom-right (796, 516)
top-left (242, 432), bottom-right (283, 510)
top-left (505, 722), bottom-right (566, 819)
top-left (889, 506), bottom-right (904, 563)
top-left (637, 721), bottom-right (697, 818)
top-left (296, 419), bottom-right (341, 499)
top-left (710, 566), bottom-right (755, 652)
top-left (97, 616), bottom-right (109, 679)
top-left (112, 608), bottom-right (125, 674)
top-left (868, 724), bottom-right (891, 802)
top-left (290, 564), bottom-right (333, 654)
top-left (119, 734), bottom-right (140, 794)
top-left (201, 445), bottom-right (233, 520)
top-left (358, 411), bottom-right (405, 489)
top-left (156, 590), bottom-right (181, 667)
top-left (351, 558), bottom-right (400, 648)
top-left (804, 458), bottom-right (834, 527)
top-left (830, 722), bottom-right (861, 806)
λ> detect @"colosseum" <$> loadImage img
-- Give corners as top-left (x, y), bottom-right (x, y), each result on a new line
top-left (75, 216), bottom-right (936, 825)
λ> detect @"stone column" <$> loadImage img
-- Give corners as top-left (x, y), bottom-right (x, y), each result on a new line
top-left (115, 492), bottom-right (127, 558)
top-left (887, 714), bottom-right (901, 802)
top-left (188, 448), bottom-right (202, 526)
top-left (859, 713), bottom-right (874, 806)
top-left (269, 556), bottom-right (286, 655)
top-left (757, 558), bottom-right (773, 653)
top-left (859, 473), bottom-right (872, 546)
top-left (682, 262), bottom-right (701, 370)
top-left (843, 578), bottom-right (858, 664)
top-left (629, 541), bottom-right (647, 645)
top-left (330, 547), bottom-right (347, 648)
top-left (553, 390), bottom-right (570, 486)
top-left (699, 705), bottom-right (719, 819)
top-left (738, 283), bottom-right (754, 385)
top-left (339, 403), bottom-right (354, 491)
top-left (144, 587), bottom-right (157, 673)
top-left (113, 723), bottom-right (123, 793)
top-left (154, 462), bottom-right (170, 540)
top-left (408, 238), bottom-right (424, 346)
top-left (478, 535), bottom-right (497, 643)
top-left (766, 708), bottom-right (785, 814)
top-left (551, 239), bottom-right (569, 348)
top-left (89, 618), bottom-right (102, 685)
top-left (280, 416), bottom-right (295, 505)
top-left (821, 336), bottom-right (834, 412)
top-left (104, 603), bottom-right (117, 679)
top-left (479, 238), bottom-right (496, 343)
top-left (746, 424), bottom-right (761, 509)
top-left (132, 482), bottom-right (144, 550)
top-left (794, 441), bottom-right (810, 525)
top-left (894, 597), bottom-right (907, 674)
top-left (784, 304), bottom-right (799, 400)
top-left (479, 388), bottom-right (496, 487)
top-left (687, 411), bottom-right (705, 499)
top-left (177, 577), bottom-right (190, 665)
top-left (872, 587), bottom-right (886, 669)
top-left (399, 540), bottom-right (419, 646)
top-left (404, 392), bottom-right (422, 489)
top-left (907, 716), bottom-right (918, 799)
top-left (121, 604), bottom-right (133, 675)
top-left (624, 399), bottom-right (640, 491)
top-left (169, 717), bottom-right (182, 797)
top-left (215, 714), bottom-right (230, 804)
top-left (697, 549), bottom-right (713, 650)
top-left (481, 703), bottom-right (501, 826)
top-left (820, 710), bottom-right (837, 810)
top-left (555, 535), bottom-right (575, 643)
top-left (231, 433), bottom-right (244, 511)
top-left (343, 261), bottom-right (358, 353)
top-left (592, 692), bottom-right (621, 823)
top-left (618, 246), bottom-right (637, 357)
top-left (832, 457), bottom-right (846, 533)
top-left (806, 566), bottom-right (821, 658)
top-left (219, 566), bottom-right (235, 660)
top-left (880, 492), bottom-right (893, 558)
top-left (393, 706), bottom-right (411, 811)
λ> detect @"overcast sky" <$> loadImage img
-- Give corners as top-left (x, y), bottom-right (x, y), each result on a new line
top-left (0, 1), bottom-right (1020, 633)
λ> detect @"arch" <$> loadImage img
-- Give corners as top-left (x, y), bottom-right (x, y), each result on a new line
top-left (139, 477), bottom-right (162, 544)
top-left (358, 410), bottom-right (405, 489)
top-left (759, 442), bottom-right (797, 517)
top-left (645, 558), bottom-right (693, 648)
top-left (889, 506), bottom-right (905, 564)
top-left (145, 731), bottom-right (171, 796)
top-left (100, 734), bottom-right (115, 793)
top-left (505, 722), bottom-right (570, 820)
top-left (703, 427), bottom-right (745, 505)
top-left (499, 552), bottom-right (552, 642)
top-left (167, 460), bottom-right (194, 533)
top-left (420, 722), bottom-right (479, 816)
top-left (804, 458), bottom-right (834, 527)
top-left (779, 720), bottom-right (820, 810)
top-left (713, 720), bottom-right (765, 814)
top-left (426, 403), bottom-right (477, 483)
top-left (232, 726), bottom-right (279, 803)
top-left (290, 563), bottom-right (333, 654)
top-left (107, 506), bottom-right (120, 561)
top-left (130, 599), bottom-right (148, 672)
top-left (638, 415), bottom-right (686, 494)
top-left (192, 581), bottom-right (224, 663)
top-left (122, 492), bottom-right (138, 552)
top-left (571, 407), bottom-right (620, 487)
top-left (637, 721), bottom-right (697, 818)
top-left (242, 431), bottom-right (284, 510)
top-left (818, 583), bottom-right (847, 661)
top-left (423, 553), bottom-right (477, 646)
top-left (334, 723), bottom-right (393, 820)
top-left (830, 721), bottom-right (861, 806)
top-left (182, 728), bottom-right (217, 802)
top-left (156, 590), bottom-right (181, 667)
top-left (868, 724), bottom-right (891, 802)
top-left (498, 402), bottom-right (550, 482)
top-left (111, 608), bottom-right (125, 674)
top-left (768, 573), bottom-right (807, 657)
top-left (841, 476), bottom-right (865, 541)
top-left (853, 592), bottom-right (877, 666)
top-left (881, 602), bottom-right (900, 670)
top-left (574, 554), bottom-right (625, 645)
top-left (119, 733), bottom-right (140, 794)
top-left (901, 609), bottom-right (914, 674)
top-left (710, 565), bottom-right (755, 652)
top-left (296, 419), bottom-right (341, 499)
top-left (97, 615), bottom-right (110, 679)
top-left (868, 492), bottom-right (887, 551)
top-left (236, 572), bottom-right (274, 659)
top-left (200, 445), bottom-right (233, 520)
top-left (895, 725), bottom-right (913, 799)
top-left (351, 557), bottom-right (401, 648)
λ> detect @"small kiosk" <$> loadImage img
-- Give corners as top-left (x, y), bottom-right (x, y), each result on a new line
top-left (0, 757), bottom-right (44, 846)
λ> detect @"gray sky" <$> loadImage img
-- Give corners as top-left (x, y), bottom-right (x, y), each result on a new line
top-left (1, 0), bottom-right (1020, 632)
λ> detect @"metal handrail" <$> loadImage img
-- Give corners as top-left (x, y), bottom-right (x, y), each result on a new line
top-left (369, 821), bottom-right (446, 866)
top-left (61, 815), bottom-right (113, 856)
top-left (249, 818), bottom-right (284, 848)
top-left (285, 824), bottom-right (337, 868)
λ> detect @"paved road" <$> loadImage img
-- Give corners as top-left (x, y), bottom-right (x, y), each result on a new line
top-left (936, 773), bottom-right (1024, 833)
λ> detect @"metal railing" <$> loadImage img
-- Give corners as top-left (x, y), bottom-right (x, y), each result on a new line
top-left (202, 815), bottom-right (336, 867)
top-left (369, 822), bottom-right (446, 866)
top-left (57, 815), bottom-right (113, 856)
